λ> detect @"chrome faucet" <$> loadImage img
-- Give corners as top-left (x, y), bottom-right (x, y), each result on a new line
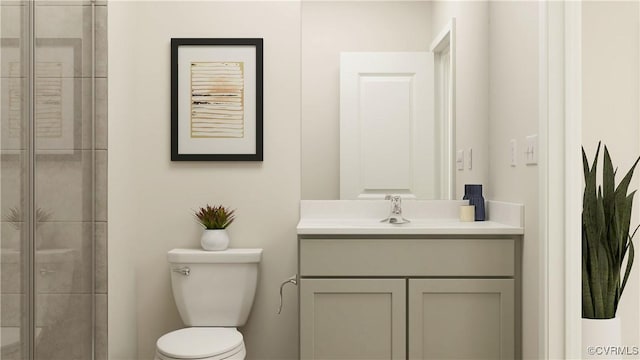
top-left (380, 195), bottom-right (410, 224)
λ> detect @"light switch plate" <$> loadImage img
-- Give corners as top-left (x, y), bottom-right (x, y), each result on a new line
top-left (526, 134), bottom-right (538, 165)
top-left (467, 148), bottom-right (473, 170)
top-left (456, 149), bottom-right (464, 170)
top-left (510, 139), bottom-right (517, 167)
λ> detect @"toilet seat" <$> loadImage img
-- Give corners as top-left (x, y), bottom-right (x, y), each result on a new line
top-left (156, 327), bottom-right (244, 360)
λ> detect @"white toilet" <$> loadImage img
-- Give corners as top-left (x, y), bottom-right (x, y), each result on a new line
top-left (155, 248), bottom-right (263, 360)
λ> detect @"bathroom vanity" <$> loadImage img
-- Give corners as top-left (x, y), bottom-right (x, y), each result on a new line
top-left (296, 200), bottom-right (524, 360)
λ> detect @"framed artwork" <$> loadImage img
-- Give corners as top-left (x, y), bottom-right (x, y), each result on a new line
top-left (171, 38), bottom-right (263, 161)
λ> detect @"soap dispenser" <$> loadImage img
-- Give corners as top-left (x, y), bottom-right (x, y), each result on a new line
top-left (463, 184), bottom-right (485, 221)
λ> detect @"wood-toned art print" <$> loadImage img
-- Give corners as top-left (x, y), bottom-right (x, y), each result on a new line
top-left (171, 38), bottom-right (263, 161)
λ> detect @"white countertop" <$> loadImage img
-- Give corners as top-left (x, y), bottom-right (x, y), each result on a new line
top-left (297, 218), bottom-right (523, 235)
top-left (297, 200), bottom-right (524, 236)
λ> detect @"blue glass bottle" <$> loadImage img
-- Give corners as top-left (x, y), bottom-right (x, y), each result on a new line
top-left (463, 184), bottom-right (485, 221)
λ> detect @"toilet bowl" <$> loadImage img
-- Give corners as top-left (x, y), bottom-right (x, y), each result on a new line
top-left (155, 328), bottom-right (246, 360)
top-left (155, 248), bottom-right (262, 360)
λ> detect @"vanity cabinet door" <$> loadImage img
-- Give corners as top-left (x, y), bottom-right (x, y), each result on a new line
top-left (300, 278), bottom-right (406, 360)
top-left (408, 279), bottom-right (515, 360)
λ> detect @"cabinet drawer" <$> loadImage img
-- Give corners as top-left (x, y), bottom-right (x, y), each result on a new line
top-left (299, 238), bottom-right (514, 277)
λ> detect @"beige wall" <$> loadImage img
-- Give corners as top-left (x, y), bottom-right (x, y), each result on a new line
top-left (300, 1), bottom-right (432, 200)
top-left (487, 2), bottom-right (539, 359)
top-left (108, 2), bottom-right (301, 359)
top-left (431, 1), bottom-right (489, 199)
top-left (582, 0), bottom-right (640, 347)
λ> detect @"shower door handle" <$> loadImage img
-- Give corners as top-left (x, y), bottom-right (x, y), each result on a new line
top-left (39, 268), bottom-right (56, 276)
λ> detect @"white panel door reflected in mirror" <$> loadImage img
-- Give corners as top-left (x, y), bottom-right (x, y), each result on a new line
top-left (340, 52), bottom-right (436, 199)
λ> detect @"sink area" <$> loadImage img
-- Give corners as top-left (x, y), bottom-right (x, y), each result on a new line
top-left (297, 199), bottom-right (524, 358)
top-left (297, 200), bottom-right (524, 235)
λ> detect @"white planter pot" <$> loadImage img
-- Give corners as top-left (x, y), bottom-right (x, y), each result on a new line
top-left (200, 229), bottom-right (230, 251)
top-left (582, 317), bottom-right (622, 359)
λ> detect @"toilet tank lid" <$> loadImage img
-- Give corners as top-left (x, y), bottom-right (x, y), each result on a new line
top-left (168, 248), bottom-right (263, 264)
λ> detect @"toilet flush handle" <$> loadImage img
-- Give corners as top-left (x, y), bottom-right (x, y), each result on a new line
top-left (277, 274), bottom-right (298, 314)
top-left (172, 266), bottom-right (190, 276)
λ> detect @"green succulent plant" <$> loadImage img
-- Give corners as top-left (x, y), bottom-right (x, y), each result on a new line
top-left (582, 142), bottom-right (639, 319)
top-left (194, 204), bottom-right (235, 230)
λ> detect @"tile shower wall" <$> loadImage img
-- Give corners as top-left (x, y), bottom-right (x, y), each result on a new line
top-left (0, 1), bottom-right (107, 360)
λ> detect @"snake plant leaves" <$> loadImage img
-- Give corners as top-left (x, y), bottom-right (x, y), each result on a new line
top-left (582, 142), bottom-right (639, 319)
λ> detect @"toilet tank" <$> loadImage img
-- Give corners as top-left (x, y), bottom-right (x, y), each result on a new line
top-left (167, 248), bottom-right (263, 327)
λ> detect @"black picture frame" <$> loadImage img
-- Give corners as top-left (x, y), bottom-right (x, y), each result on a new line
top-left (171, 38), bottom-right (263, 161)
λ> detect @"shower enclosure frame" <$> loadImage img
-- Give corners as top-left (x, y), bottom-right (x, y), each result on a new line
top-left (3, 1), bottom-right (102, 359)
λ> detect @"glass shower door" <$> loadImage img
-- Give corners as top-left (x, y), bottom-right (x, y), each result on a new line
top-left (1, 1), bottom-right (107, 359)
top-left (34, 3), bottom-right (96, 359)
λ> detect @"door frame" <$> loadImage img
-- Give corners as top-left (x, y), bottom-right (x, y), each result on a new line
top-left (539, 1), bottom-right (582, 358)
top-left (430, 18), bottom-right (456, 200)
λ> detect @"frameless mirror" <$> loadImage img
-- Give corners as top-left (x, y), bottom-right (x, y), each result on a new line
top-left (301, 1), bottom-right (488, 200)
